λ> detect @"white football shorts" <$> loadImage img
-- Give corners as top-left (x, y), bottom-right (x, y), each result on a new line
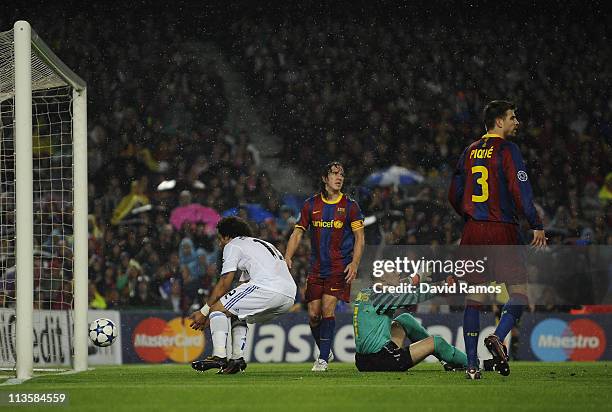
top-left (220, 282), bottom-right (295, 324)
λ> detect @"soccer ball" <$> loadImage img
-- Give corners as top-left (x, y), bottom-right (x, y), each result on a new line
top-left (89, 318), bottom-right (118, 347)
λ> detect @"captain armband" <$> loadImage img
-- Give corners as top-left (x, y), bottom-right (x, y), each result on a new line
top-left (351, 220), bottom-right (364, 231)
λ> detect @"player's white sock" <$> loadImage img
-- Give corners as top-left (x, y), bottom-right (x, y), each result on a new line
top-left (231, 320), bottom-right (248, 360)
top-left (209, 311), bottom-right (229, 358)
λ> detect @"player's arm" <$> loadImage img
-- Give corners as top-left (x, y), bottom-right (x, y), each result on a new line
top-left (206, 271), bottom-right (236, 307)
top-left (285, 201), bottom-right (311, 269)
top-left (209, 243), bottom-right (241, 304)
top-left (345, 227), bottom-right (364, 283)
top-left (502, 143), bottom-right (546, 248)
top-left (189, 271), bottom-right (235, 330)
top-left (448, 147), bottom-right (468, 216)
top-left (285, 228), bottom-right (304, 270)
top-left (345, 203), bottom-right (366, 282)
top-left (189, 243), bottom-right (240, 330)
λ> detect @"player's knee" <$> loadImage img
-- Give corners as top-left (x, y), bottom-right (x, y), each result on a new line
top-left (308, 313), bottom-right (321, 326)
top-left (424, 336), bottom-right (436, 351)
top-left (210, 301), bottom-right (228, 313)
top-left (321, 307), bottom-right (336, 318)
top-left (391, 320), bottom-right (404, 335)
top-left (209, 311), bottom-right (227, 321)
top-left (321, 299), bottom-right (337, 317)
top-left (390, 321), bottom-right (407, 344)
top-left (394, 313), bottom-right (412, 325)
top-left (308, 306), bottom-right (322, 324)
top-left (308, 315), bottom-right (321, 325)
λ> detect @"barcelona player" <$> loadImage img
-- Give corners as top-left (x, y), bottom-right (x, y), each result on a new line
top-left (353, 272), bottom-right (467, 372)
top-left (285, 161), bottom-right (365, 371)
top-left (448, 100), bottom-right (547, 379)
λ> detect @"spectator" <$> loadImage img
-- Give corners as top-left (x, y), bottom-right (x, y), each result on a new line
top-left (599, 173), bottom-right (612, 204)
top-left (111, 179), bottom-right (150, 225)
top-left (89, 280), bottom-right (107, 310)
top-left (129, 280), bottom-right (158, 307)
top-left (3, 6), bottom-right (607, 314)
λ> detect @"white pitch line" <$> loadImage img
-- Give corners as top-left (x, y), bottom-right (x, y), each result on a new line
top-left (0, 368), bottom-right (92, 386)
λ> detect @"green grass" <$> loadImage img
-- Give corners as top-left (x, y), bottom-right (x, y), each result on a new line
top-left (1, 362), bottom-right (611, 411)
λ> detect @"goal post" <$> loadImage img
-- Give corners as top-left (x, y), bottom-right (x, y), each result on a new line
top-left (2, 20), bottom-right (88, 380)
top-left (14, 19), bottom-right (34, 382)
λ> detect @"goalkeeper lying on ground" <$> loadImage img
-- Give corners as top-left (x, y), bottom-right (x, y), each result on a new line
top-left (353, 272), bottom-right (467, 372)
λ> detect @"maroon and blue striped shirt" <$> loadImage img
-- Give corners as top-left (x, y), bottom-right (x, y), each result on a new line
top-left (448, 133), bottom-right (542, 230)
top-left (295, 193), bottom-right (364, 278)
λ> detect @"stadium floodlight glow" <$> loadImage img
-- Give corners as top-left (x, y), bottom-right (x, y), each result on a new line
top-left (0, 21), bottom-right (87, 381)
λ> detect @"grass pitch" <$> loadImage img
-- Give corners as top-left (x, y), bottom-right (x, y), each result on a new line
top-left (1, 362), bottom-right (611, 411)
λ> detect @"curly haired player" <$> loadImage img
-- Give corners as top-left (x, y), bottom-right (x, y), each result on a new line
top-left (189, 217), bottom-right (296, 374)
top-left (285, 161), bottom-right (365, 371)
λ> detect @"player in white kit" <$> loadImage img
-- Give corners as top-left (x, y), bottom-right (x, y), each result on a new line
top-left (189, 217), bottom-right (297, 374)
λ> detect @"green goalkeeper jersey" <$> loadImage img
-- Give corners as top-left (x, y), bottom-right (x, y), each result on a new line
top-left (352, 287), bottom-right (434, 354)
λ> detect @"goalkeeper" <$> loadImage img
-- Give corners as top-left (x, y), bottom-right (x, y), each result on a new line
top-left (353, 273), bottom-right (467, 372)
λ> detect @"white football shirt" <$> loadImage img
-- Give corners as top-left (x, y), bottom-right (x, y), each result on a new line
top-left (221, 236), bottom-right (297, 298)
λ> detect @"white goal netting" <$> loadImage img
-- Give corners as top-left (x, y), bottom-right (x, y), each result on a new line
top-left (0, 28), bottom-right (76, 368)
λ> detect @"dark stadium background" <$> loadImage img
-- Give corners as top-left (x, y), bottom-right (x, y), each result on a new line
top-left (1, 0), bottom-right (610, 349)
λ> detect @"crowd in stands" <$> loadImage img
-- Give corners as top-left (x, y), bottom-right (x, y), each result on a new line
top-left (72, 12), bottom-right (294, 313)
top-left (0, 6), bottom-right (610, 314)
top-left (0, 9), bottom-right (290, 313)
top-left (231, 12), bottom-right (612, 250)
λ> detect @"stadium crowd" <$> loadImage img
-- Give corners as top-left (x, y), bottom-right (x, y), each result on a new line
top-left (0, 10), bottom-right (285, 313)
top-left (0, 7), bottom-right (610, 315)
top-left (229, 12), bottom-right (612, 316)
top-left (230, 13), bottom-right (612, 248)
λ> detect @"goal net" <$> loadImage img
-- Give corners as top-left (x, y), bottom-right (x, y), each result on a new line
top-left (0, 21), bottom-right (87, 381)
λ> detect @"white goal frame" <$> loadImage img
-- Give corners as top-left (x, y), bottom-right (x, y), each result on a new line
top-left (13, 20), bottom-right (88, 380)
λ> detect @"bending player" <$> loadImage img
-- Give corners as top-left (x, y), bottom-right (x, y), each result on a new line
top-left (189, 217), bottom-right (297, 374)
top-left (353, 273), bottom-right (467, 372)
top-left (448, 100), bottom-right (546, 379)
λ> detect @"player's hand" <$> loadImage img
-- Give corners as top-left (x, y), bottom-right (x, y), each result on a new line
top-left (344, 262), bottom-right (358, 283)
top-left (188, 310), bottom-right (209, 331)
top-left (285, 257), bottom-right (293, 270)
top-left (531, 229), bottom-right (547, 249)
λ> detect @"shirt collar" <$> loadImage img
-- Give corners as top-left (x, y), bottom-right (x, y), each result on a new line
top-left (322, 192), bottom-right (343, 204)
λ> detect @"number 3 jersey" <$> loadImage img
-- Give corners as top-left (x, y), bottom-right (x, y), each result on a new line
top-left (221, 237), bottom-right (297, 299)
top-left (448, 133), bottom-right (543, 230)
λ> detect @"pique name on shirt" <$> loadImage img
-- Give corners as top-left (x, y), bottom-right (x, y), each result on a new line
top-left (470, 147), bottom-right (494, 159)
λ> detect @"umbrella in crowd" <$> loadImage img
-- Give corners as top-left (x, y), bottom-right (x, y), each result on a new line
top-left (364, 165), bottom-right (425, 187)
top-left (169, 204), bottom-right (221, 232)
